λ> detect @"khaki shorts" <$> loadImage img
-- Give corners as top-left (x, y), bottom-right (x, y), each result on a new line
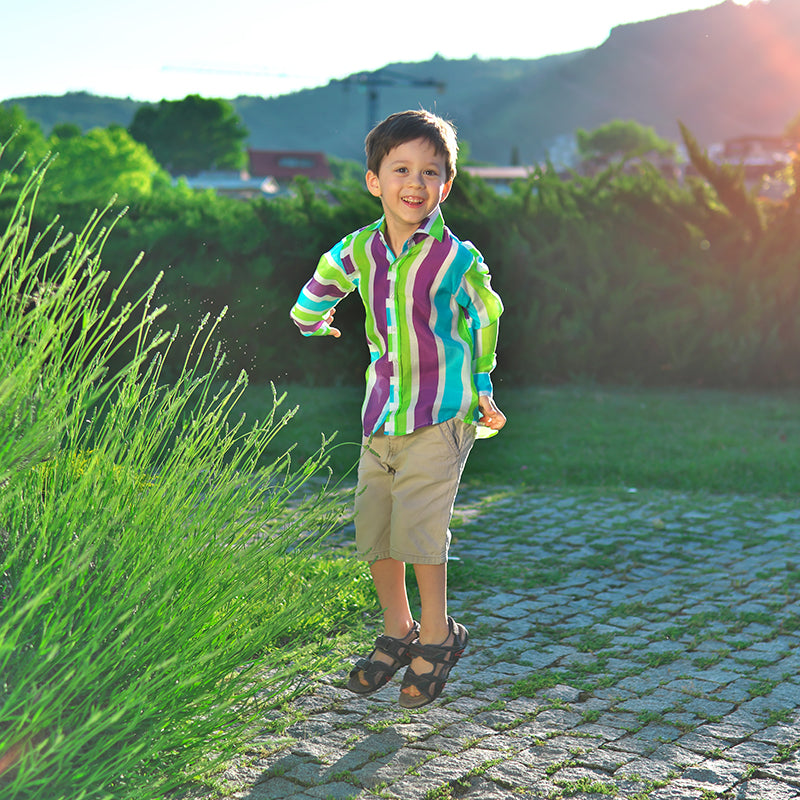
top-left (354, 418), bottom-right (476, 565)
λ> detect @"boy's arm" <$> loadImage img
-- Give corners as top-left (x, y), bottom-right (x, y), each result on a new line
top-left (290, 248), bottom-right (354, 337)
top-left (457, 245), bottom-right (505, 430)
top-left (457, 246), bottom-right (503, 397)
top-left (472, 320), bottom-right (505, 430)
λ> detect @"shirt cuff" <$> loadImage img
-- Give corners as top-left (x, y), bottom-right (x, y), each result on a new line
top-left (474, 372), bottom-right (493, 396)
top-left (303, 321), bottom-right (330, 337)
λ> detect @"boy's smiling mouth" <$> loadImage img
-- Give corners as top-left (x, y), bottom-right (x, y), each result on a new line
top-left (402, 196), bottom-right (424, 206)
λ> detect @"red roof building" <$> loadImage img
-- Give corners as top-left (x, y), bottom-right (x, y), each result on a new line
top-left (247, 150), bottom-right (333, 182)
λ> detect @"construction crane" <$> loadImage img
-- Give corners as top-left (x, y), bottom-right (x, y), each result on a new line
top-left (339, 68), bottom-right (446, 133)
top-left (163, 63), bottom-right (446, 135)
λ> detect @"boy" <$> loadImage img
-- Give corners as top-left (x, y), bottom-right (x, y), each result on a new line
top-left (290, 110), bottom-right (505, 708)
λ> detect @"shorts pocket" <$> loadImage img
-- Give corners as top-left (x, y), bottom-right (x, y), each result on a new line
top-left (439, 418), bottom-right (475, 460)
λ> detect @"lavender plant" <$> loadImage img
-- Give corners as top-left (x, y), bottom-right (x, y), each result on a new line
top-left (0, 145), bottom-right (365, 799)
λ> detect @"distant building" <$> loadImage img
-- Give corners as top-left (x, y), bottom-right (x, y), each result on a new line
top-left (697, 135), bottom-right (796, 198)
top-left (177, 150), bottom-right (333, 198)
top-left (717, 136), bottom-right (797, 178)
top-left (177, 170), bottom-right (278, 199)
top-left (709, 135), bottom-right (794, 180)
top-left (247, 150), bottom-right (333, 183)
top-left (463, 165), bottom-right (534, 194)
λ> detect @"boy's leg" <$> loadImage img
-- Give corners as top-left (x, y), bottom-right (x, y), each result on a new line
top-left (354, 560), bottom-right (450, 695)
top-left (414, 563), bottom-right (449, 644)
top-left (391, 420), bottom-right (474, 702)
top-left (369, 558), bottom-right (415, 639)
top-left (401, 563), bottom-right (450, 702)
top-left (353, 420), bottom-right (473, 696)
top-left (350, 558), bottom-right (417, 689)
top-left (355, 433), bottom-right (414, 635)
top-left (352, 435), bottom-right (417, 688)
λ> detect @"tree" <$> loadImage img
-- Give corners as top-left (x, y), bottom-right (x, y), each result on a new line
top-left (129, 94), bottom-right (248, 176)
top-left (45, 124), bottom-right (169, 203)
top-left (50, 122), bottom-right (82, 140)
top-left (576, 119), bottom-right (677, 161)
top-left (0, 104), bottom-right (48, 168)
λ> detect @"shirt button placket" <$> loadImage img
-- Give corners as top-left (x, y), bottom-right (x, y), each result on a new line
top-left (386, 258), bottom-right (399, 436)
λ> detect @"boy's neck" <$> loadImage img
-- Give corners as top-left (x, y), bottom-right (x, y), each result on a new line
top-left (382, 213), bottom-right (433, 258)
top-left (385, 229), bottom-right (409, 258)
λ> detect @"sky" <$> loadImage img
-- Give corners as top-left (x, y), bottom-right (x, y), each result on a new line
top-left (4, 0), bottom-right (755, 103)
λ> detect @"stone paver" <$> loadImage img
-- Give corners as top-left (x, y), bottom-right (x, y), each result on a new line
top-left (190, 487), bottom-right (800, 800)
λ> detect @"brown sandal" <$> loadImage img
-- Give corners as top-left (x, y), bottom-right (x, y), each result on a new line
top-left (347, 622), bottom-right (420, 694)
top-left (399, 617), bottom-right (469, 708)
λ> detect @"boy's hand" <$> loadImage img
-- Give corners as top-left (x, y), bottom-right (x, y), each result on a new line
top-left (478, 396), bottom-right (506, 431)
top-left (324, 308), bottom-right (341, 338)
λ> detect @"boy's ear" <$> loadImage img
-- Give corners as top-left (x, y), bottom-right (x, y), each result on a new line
top-left (440, 179), bottom-right (454, 203)
top-left (365, 170), bottom-right (382, 197)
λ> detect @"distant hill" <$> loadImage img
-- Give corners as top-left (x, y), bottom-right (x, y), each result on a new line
top-left (5, 0), bottom-right (799, 166)
top-left (232, 54), bottom-right (586, 165)
top-left (6, 92), bottom-right (141, 135)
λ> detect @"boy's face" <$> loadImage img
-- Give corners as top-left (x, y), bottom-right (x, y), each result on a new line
top-left (366, 137), bottom-right (453, 247)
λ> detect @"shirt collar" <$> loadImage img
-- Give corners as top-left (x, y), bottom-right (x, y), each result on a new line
top-left (416, 209), bottom-right (445, 242)
top-left (371, 208), bottom-right (446, 246)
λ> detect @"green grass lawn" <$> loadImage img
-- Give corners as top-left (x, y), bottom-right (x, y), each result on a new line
top-left (240, 383), bottom-right (800, 497)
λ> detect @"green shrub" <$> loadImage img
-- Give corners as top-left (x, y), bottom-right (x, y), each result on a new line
top-left (0, 147), bottom-right (369, 799)
top-left (7, 120), bottom-right (800, 389)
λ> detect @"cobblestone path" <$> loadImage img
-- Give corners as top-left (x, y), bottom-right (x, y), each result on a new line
top-left (208, 486), bottom-right (800, 800)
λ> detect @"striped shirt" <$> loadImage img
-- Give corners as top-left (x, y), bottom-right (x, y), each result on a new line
top-left (290, 210), bottom-right (503, 436)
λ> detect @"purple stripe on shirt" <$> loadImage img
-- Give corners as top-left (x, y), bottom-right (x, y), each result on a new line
top-left (361, 237), bottom-right (392, 432)
top-left (412, 249), bottom-right (442, 429)
top-left (369, 236), bottom-right (390, 337)
top-left (363, 354), bottom-right (391, 433)
top-left (294, 319), bottom-right (325, 334)
top-left (341, 252), bottom-right (357, 277)
top-left (304, 276), bottom-right (348, 301)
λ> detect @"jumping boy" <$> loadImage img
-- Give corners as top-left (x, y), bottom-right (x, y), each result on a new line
top-left (290, 109), bottom-right (505, 708)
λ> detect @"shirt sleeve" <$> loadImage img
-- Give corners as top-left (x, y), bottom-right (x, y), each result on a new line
top-left (456, 244), bottom-right (504, 395)
top-left (472, 321), bottom-right (500, 395)
top-left (290, 241), bottom-right (356, 336)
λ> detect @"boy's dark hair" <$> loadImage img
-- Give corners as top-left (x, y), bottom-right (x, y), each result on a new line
top-left (365, 110), bottom-right (458, 181)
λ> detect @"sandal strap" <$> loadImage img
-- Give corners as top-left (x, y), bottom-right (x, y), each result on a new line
top-left (399, 618), bottom-right (469, 706)
top-left (407, 617), bottom-right (468, 663)
top-left (352, 622), bottom-right (420, 677)
top-left (408, 639), bottom-right (467, 662)
top-left (347, 622), bottom-right (420, 694)
top-left (373, 631), bottom-right (417, 663)
top-left (347, 655), bottom-right (398, 694)
top-left (400, 665), bottom-right (448, 696)
top-left (351, 656), bottom-right (393, 677)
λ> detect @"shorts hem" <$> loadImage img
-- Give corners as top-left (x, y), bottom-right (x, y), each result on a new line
top-left (356, 549), bottom-right (448, 565)
top-left (395, 554), bottom-right (448, 565)
top-left (356, 549), bottom-right (391, 562)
